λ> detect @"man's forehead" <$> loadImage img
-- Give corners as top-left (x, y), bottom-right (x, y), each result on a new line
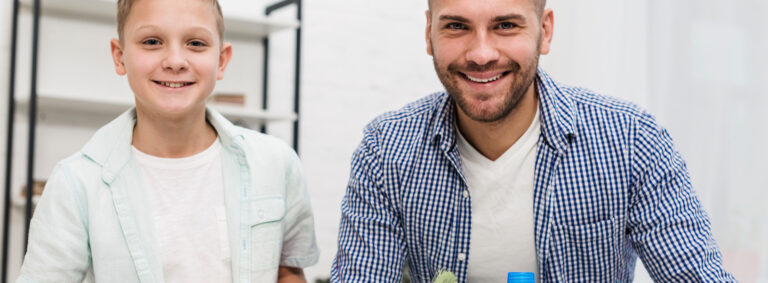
top-left (429, 0), bottom-right (537, 17)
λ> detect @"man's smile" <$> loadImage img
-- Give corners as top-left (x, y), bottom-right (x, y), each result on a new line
top-left (460, 71), bottom-right (511, 83)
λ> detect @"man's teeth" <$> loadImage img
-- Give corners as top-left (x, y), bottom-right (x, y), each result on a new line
top-left (160, 82), bottom-right (189, 88)
top-left (466, 73), bottom-right (503, 83)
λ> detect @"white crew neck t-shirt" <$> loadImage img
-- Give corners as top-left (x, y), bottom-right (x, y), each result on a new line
top-left (458, 109), bottom-right (541, 283)
top-left (132, 139), bottom-right (231, 283)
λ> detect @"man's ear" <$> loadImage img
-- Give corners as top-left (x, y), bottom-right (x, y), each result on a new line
top-left (110, 38), bottom-right (127, 75)
top-left (217, 42), bottom-right (233, 80)
top-left (425, 10), bottom-right (434, 56)
top-left (539, 8), bottom-right (554, 55)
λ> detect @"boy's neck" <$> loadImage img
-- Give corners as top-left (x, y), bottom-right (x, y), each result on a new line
top-left (131, 107), bottom-right (218, 158)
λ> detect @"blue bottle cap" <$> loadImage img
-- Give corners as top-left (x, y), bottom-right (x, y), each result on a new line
top-left (507, 272), bottom-right (534, 283)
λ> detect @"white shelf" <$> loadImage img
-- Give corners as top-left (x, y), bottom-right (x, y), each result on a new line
top-left (20, 0), bottom-right (299, 38)
top-left (16, 95), bottom-right (297, 125)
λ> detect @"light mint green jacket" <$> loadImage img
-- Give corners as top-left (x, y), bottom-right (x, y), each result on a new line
top-left (17, 108), bottom-right (319, 283)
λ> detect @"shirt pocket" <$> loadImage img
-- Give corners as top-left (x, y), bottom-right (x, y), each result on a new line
top-left (549, 216), bottom-right (623, 281)
top-left (249, 195), bottom-right (286, 272)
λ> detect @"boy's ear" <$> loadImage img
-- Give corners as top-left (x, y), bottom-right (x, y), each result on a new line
top-left (110, 38), bottom-right (127, 76)
top-left (217, 42), bottom-right (233, 80)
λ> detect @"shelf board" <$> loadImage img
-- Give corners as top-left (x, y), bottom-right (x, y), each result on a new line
top-left (16, 95), bottom-right (297, 125)
top-left (20, 0), bottom-right (299, 38)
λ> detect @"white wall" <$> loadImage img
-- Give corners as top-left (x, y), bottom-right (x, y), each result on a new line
top-left (647, 0), bottom-right (768, 281)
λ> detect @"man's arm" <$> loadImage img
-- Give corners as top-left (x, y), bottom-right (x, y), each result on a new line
top-left (330, 133), bottom-right (407, 282)
top-left (17, 164), bottom-right (91, 283)
top-left (627, 114), bottom-right (735, 282)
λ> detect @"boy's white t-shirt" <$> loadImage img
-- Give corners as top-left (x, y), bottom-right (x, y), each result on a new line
top-left (132, 139), bottom-right (231, 283)
top-left (458, 109), bottom-right (541, 283)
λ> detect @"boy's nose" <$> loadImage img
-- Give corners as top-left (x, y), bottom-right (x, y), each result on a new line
top-left (161, 48), bottom-right (189, 72)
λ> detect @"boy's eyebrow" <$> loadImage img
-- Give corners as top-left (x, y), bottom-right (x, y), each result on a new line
top-left (132, 25), bottom-right (215, 38)
top-left (134, 24), bottom-right (161, 32)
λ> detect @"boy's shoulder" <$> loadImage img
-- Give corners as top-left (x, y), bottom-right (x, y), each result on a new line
top-left (231, 125), bottom-right (300, 163)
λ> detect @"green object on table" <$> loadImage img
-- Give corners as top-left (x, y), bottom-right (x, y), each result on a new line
top-left (433, 270), bottom-right (458, 283)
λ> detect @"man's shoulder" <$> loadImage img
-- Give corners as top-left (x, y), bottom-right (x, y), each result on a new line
top-left (363, 91), bottom-right (447, 137)
top-left (554, 84), bottom-right (657, 127)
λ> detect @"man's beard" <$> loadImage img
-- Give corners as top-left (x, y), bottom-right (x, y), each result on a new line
top-left (432, 46), bottom-right (540, 123)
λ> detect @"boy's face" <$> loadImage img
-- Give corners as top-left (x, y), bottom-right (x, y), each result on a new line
top-left (110, 0), bottom-right (231, 119)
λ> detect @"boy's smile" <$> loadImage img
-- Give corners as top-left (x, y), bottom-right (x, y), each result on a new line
top-left (110, 0), bottom-right (232, 119)
top-left (153, 80), bottom-right (196, 89)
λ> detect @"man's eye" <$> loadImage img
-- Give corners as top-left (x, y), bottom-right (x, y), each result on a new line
top-left (446, 23), bottom-right (466, 30)
top-left (143, 39), bottom-right (160, 45)
top-left (498, 22), bottom-right (517, 29)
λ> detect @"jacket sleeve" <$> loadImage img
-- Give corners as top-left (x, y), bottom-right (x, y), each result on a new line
top-left (627, 113), bottom-right (735, 282)
top-left (330, 128), bottom-right (407, 283)
top-left (17, 163), bottom-right (91, 283)
top-left (279, 146), bottom-right (320, 268)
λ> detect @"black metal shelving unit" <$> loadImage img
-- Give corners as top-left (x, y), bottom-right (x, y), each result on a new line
top-left (1, 0), bottom-right (303, 281)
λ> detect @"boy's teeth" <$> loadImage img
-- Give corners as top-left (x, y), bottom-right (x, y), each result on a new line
top-left (161, 82), bottom-right (187, 88)
top-left (466, 74), bottom-right (503, 83)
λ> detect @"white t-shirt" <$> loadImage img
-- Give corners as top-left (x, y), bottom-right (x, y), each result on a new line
top-left (458, 109), bottom-right (541, 283)
top-left (132, 139), bottom-right (231, 283)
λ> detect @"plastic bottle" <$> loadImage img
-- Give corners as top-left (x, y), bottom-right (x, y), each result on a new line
top-left (507, 272), bottom-right (534, 283)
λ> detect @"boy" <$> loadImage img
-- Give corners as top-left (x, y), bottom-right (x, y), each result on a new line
top-left (17, 0), bottom-right (318, 282)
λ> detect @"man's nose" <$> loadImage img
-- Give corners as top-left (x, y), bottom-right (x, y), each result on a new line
top-left (465, 32), bottom-right (499, 66)
top-left (161, 45), bottom-right (189, 72)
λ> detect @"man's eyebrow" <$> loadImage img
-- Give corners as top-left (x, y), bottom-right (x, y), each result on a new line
top-left (438, 15), bottom-right (470, 23)
top-left (493, 14), bottom-right (526, 22)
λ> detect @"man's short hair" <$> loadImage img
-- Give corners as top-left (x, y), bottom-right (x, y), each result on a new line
top-left (428, 0), bottom-right (547, 17)
top-left (116, 0), bottom-right (226, 43)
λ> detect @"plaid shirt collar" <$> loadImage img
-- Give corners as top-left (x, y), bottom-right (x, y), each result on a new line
top-left (430, 68), bottom-right (577, 155)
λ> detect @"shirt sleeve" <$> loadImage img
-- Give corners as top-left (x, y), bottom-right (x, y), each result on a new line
top-left (627, 113), bottom-right (736, 282)
top-left (330, 129), bottom-right (407, 282)
top-left (279, 147), bottom-right (320, 268)
top-left (17, 163), bottom-right (91, 283)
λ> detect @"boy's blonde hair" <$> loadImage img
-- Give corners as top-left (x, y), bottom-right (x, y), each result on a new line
top-left (116, 0), bottom-right (226, 43)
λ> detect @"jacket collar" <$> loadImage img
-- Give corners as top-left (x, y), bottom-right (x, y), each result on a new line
top-left (81, 106), bottom-right (245, 185)
top-left (431, 68), bottom-right (576, 154)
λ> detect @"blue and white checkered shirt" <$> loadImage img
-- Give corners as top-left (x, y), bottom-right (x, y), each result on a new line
top-left (331, 70), bottom-right (735, 282)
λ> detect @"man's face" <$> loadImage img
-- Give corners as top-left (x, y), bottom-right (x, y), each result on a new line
top-left (110, 0), bottom-right (232, 119)
top-left (426, 0), bottom-right (552, 123)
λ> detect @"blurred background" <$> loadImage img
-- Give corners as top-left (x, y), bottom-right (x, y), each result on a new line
top-left (1, 0), bottom-right (766, 282)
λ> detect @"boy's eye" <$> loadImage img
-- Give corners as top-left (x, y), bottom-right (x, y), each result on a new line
top-left (445, 22), bottom-right (467, 30)
top-left (188, 40), bottom-right (207, 47)
top-left (497, 22), bottom-right (518, 30)
top-left (142, 38), bottom-right (161, 46)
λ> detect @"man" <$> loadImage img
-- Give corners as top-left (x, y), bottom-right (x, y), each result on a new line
top-left (331, 0), bottom-right (735, 282)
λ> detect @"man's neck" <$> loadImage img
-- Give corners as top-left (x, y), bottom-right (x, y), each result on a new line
top-left (132, 106), bottom-right (218, 158)
top-left (455, 86), bottom-right (539, 161)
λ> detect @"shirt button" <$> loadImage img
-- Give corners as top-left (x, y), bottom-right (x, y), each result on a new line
top-left (458, 253), bottom-right (466, 261)
top-left (462, 190), bottom-right (469, 198)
